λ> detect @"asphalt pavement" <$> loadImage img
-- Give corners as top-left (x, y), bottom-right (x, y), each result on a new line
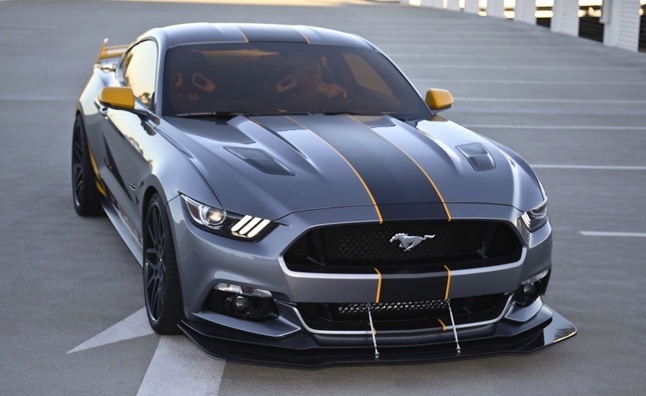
top-left (1, 0), bottom-right (645, 395)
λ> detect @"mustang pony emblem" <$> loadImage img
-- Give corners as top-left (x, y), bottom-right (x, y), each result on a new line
top-left (390, 233), bottom-right (435, 251)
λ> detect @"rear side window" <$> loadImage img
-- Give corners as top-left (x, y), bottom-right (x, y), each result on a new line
top-left (122, 40), bottom-right (158, 108)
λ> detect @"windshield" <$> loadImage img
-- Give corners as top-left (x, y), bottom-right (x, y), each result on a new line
top-left (163, 42), bottom-right (431, 120)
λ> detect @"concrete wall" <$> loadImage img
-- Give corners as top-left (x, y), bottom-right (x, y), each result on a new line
top-left (515, 0), bottom-right (537, 25)
top-left (408, 0), bottom-right (643, 52)
top-left (487, 0), bottom-right (506, 18)
top-left (463, 0), bottom-right (481, 14)
top-left (603, 0), bottom-right (642, 51)
top-left (551, 0), bottom-right (580, 36)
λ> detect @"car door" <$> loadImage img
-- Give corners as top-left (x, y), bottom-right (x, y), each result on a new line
top-left (99, 39), bottom-right (158, 246)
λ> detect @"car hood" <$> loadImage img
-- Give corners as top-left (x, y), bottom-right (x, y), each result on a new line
top-left (166, 114), bottom-right (544, 221)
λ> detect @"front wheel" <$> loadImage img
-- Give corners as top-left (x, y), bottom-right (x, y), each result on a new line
top-left (143, 193), bottom-right (183, 335)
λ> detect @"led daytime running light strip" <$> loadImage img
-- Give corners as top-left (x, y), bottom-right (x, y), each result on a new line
top-left (231, 215), bottom-right (271, 238)
top-left (521, 212), bottom-right (532, 229)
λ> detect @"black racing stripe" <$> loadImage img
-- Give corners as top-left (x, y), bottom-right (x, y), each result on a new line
top-left (293, 115), bottom-right (446, 221)
top-left (237, 25), bottom-right (309, 43)
top-left (252, 115), bottom-right (302, 132)
top-left (379, 275), bottom-right (449, 302)
top-left (379, 203), bottom-right (447, 221)
top-left (167, 23), bottom-right (247, 46)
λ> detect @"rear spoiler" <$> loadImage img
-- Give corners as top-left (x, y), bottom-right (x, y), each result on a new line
top-left (96, 38), bottom-right (128, 63)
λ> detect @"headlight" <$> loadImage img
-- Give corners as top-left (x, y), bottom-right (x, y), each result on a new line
top-left (183, 195), bottom-right (226, 229)
top-left (520, 198), bottom-right (548, 232)
top-left (180, 194), bottom-right (274, 241)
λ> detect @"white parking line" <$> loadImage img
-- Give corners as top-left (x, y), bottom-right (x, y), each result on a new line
top-left (415, 79), bottom-right (646, 86)
top-left (68, 307), bottom-right (226, 394)
top-left (580, 231), bottom-right (646, 238)
top-left (67, 308), bottom-right (154, 354)
top-left (0, 94), bottom-right (78, 101)
top-left (456, 98), bottom-right (646, 104)
top-left (532, 165), bottom-right (646, 171)
top-left (463, 125), bottom-right (646, 130)
top-left (137, 337), bottom-right (226, 396)
top-left (409, 64), bottom-right (645, 71)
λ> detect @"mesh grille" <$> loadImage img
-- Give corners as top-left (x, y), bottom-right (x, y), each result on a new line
top-left (298, 294), bottom-right (508, 332)
top-left (338, 300), bottom-right (449, 315)
top-left (284, 220), bottom-right (521, 273)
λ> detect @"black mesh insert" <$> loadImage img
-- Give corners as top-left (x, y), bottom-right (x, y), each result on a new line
top-left (298, 294), bottom-right (509, 332)
top-left (284, 220), bottom-right (521, 273)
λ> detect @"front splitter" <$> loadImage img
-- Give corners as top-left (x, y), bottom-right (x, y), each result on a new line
top-left (178, 304), bottom-right (576, 367)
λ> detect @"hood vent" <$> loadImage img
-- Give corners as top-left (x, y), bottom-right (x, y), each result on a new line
top-left (225, 147), bottom-right (294, 176)
top-left (456, 143), bottom-right (496, 172)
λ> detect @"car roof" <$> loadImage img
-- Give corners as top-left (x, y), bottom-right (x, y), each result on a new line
top-left (146, 23), bottom-right (376, 50)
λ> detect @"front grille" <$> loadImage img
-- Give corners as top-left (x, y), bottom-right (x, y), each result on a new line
top-left (284, 220), bottom-right (521, 273)
top-left (298, 294), bottom-right (509, 332)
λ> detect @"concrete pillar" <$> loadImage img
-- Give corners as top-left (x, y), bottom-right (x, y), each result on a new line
top-left (464, 0), bottom-right (480, 14)
top-left (551, 0), bottom-right (580, 36)
top-left (515, 0), bottom-right (537, 25)
top-left (417, 0), bottom-right (444, 8)
top-left (487, 0), bottom-right (506, 18)
top-left (602, 0), bottom-right (641, 51)
top-left (447, 0), bottom-right (461, 11)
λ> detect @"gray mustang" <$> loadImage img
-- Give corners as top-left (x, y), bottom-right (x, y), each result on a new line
top-left (72, 23), bottom-right (576, 365)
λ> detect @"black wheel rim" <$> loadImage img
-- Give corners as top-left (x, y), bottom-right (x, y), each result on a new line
top-left (144, 203), bottom-right (166, 323)
top-left (71, 122), bottom-right (84, 208)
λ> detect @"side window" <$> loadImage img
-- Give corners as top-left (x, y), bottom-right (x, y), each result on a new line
top-left (122, 40), bottom-right (157, 108)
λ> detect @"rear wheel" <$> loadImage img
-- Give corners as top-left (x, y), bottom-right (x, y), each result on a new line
top-left (143, 193), bottom-right (183, 335)
top-left (71, 115), bottom-right (102, 216)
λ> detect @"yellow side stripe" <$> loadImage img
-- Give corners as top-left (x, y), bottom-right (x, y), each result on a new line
top-left (286, 116), bottom-right (383, 223)
top-left (88, 146), bottom-right (107, 197)
top-left (374, 268), bottom-right (382, 303)
top-left (443, 265), bottom-right (451, 300)
top-left (348, 116), bottom-right (452, 222)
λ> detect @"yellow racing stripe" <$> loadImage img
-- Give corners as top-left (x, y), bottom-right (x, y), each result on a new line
top-left (374, 268), bottom-right (382, 303)
top-left (233, 26), bottom-right (250, 43)
top-left (443, 265), bottom-right (451, 300)
top-left (438, 319), bottom-right (447, 331)
top-left (293, 26), bottom-right (311, 44)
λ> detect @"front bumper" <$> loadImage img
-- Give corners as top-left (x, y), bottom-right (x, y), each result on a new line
top-left (178, 302), bottom-right (576, 366)
top-left (169, 200), bottom-right (575, 365)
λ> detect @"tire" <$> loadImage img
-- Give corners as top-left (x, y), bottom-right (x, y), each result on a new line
top-left (143, 193), bottom-right (183, 335)
top-left (71, 115), bottom-right (103, 216)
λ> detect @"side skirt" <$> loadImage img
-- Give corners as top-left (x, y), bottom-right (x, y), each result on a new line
top-left (101, 195), bottom-right (144, 267)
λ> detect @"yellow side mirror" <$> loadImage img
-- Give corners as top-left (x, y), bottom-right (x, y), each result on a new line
top-left (99, 86), bottom-right (135, 110)
top-left (425, 88), bottom-right (454, 111)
